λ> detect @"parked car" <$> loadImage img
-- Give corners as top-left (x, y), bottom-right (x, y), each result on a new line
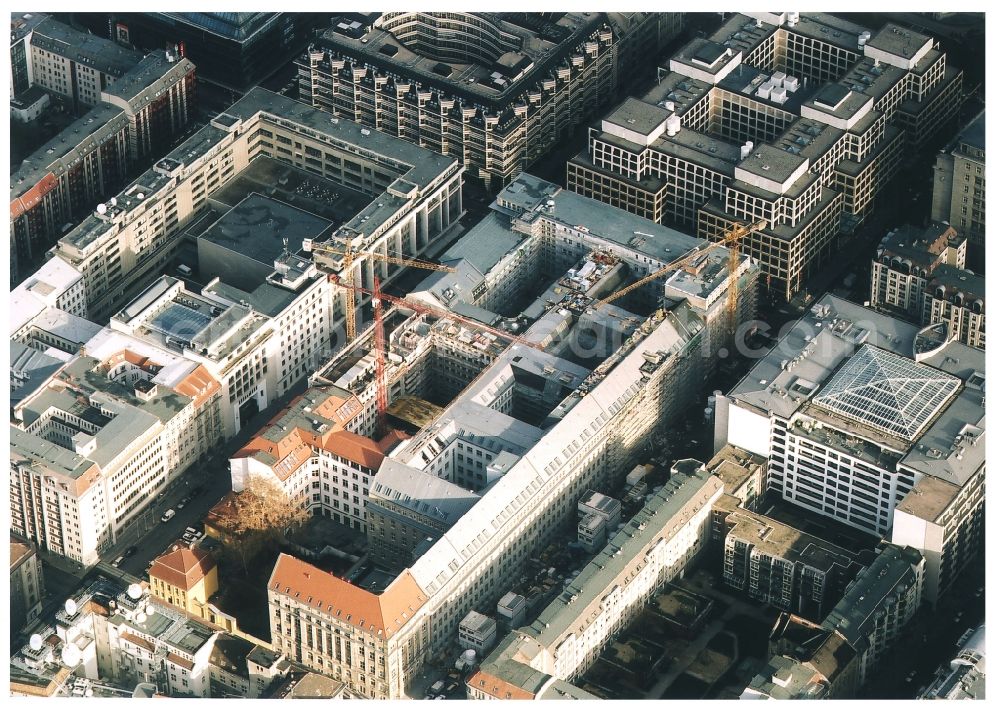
top-left (161, 509), bottom-right (176, 522)
top-left (111, 555), bottom-right (125, 568)
top-left (123, 546), bottom-right (137, 558)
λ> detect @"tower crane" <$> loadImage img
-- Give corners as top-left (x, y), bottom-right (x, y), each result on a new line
top-left (333, 278), bottom-right (543, 433)
top-left (312, 237), bottom-right (456, 341)
top-left (594, 218), bottom-right (766, 337)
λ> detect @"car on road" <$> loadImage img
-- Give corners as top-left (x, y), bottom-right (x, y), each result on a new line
top-left (161, 509), bottom-right (176, 522)
top-left (123, 546), bottom-right (137, 558)
top-left (905, 670), bottom-right (917, 683)
top-left (111, 555), bottom-right (125, 568)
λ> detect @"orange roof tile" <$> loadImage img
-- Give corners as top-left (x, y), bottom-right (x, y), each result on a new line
top-left (174, 365), bottom-right (221, 410)
top-left (268, 554), bottom-right (427, 638)
top-left (320, 430), bottom-right (391, 470)
top-left (149, 544), bottom-right (216, 591)
top-left (468, 671), bottom-right (534, 700)
top-left (120, 631), bottom-right (155, 653)
top-left (166, 651), bottom-right (195, 670)
top-left (11, 172), bottom-right (58, 220)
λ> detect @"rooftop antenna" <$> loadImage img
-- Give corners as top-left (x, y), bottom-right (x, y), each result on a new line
top-left (127, 583), bottom-right (143, 600)
top-left (61, 643), bottom-right (81, 668)
top-left (29, 633), bottom-right (43, 650)
top-left (65, 598), bottom-right (78, 616)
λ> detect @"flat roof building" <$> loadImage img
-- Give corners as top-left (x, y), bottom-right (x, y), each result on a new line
top-left (569, 12), bottom-right (964, 300)
top-left (716, 294), bottom-right (984, 604)
top-left (297, 12), bottom-right (683, 189)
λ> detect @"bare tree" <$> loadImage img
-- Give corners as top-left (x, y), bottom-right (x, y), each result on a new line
top-left (214, 477), bottom-right (309, 574)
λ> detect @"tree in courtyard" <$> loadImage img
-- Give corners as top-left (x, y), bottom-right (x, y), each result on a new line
top-left (214, 477), bottom-right (309, 574)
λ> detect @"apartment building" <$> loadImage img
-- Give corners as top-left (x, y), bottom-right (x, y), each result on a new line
top-left (820, 544), bottom-right (925, 685)
top-left (231, 385), bottom-right (403, 530)
top-left (569, 13), bottom-right (963, 300)
top-left (10, 52), bottom-right (196, 281)
top-left (297, 12), bottom-right (683, 189)
top-left (11, 537), bottom-right (46, 634)
top-left (715, 294), bottom-right (984, 603)
top-left (10, 343), bottom-right (223, 566)
top-left (44, 87), bottom-right (461, 325)
top-left (722, 508), bottom-right (868, 622)
top-left (28, 17), bottom-right (142, 110)
top-left (870, 221), bottom-right (966, 319)
top-left (931, 110), bottom-right (985, 267)
top-left (921, 265), bottom-right (985, 350)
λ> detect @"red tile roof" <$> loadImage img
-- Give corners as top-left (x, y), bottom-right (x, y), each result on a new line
top-left (120, 631), bottom-right (155, 653)
top-left (149, 544), bottom-right (216, 591)
top-left (11, 172), bottom-right (57, 220)
top-left (268, 553), bottom-right (427, 638)
top-left (468, 671), bottom-right (534, 700)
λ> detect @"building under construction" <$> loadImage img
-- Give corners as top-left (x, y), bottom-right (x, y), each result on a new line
top-left (269, 172), bottom-right (762, 697)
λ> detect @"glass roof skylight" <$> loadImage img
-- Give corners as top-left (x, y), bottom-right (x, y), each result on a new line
top-left (813, 344), bottom-right (960, 441)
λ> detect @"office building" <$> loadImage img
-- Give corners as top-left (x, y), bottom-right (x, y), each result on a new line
top-left (820, 544), bottom-right (924, 685)
top-left (10, 343), bottom-right (223, 566)
top-left (931, 110), bottom-right (985, 267)
top-left (11, 537), bottom-right (45, 634)
top-left (870, 221), bottom-right (966, 319)
top-left (99, 12), bottom-right (320, 92)
top-left (715, 294), bottom-right (984, 603)
top-left (722, 508), bottom-right (868, 622)
top-left (919, 624), bottom-right (986, 700)
top-left (28, 17), bottom-right (142, 110)
top-left (297, 12), bottom-right (683, 188)
top-left (10, 51), bottom-right (196, 281)
top-left (569, 13), bottom-right (963, 300)
top-left (44, 87), bottom-right (461, 324)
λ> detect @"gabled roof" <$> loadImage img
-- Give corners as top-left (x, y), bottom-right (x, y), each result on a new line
top-left (268, 553), bottom-right (427, 638)
top-left (149, 544), bottom-right (216, 591)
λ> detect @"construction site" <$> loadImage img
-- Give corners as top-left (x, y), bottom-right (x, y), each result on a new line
top-left (256, 171), bottom-right (768, 698)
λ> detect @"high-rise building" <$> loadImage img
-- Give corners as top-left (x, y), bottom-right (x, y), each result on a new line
top-left (921, 265), bottom-right (985, 351)
top-left (569, 13), bottom-right (963, 300)
top-left (715, 294), bottom-right (984, 603)
top-left (931, 110), bottom-right (985, 268)
top-left (297, 12), bottom-right (683, 189)
top-left (919, 624), bottom-right (986, 700)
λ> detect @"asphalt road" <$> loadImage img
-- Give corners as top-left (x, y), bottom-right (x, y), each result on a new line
top-left (101, 393), bottom-right (305, 577)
